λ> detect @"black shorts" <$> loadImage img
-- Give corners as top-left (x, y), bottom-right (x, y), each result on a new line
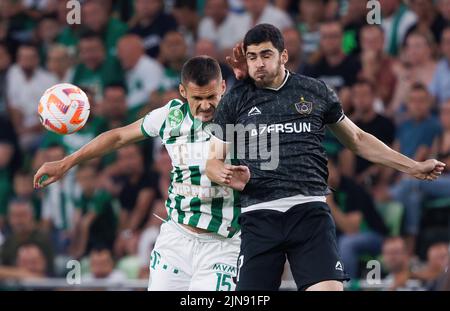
top-left (235, 201), bottom-right (350, 291)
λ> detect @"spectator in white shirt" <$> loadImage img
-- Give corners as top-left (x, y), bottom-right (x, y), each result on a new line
top-left (117, 35), bottom-right (163, 111)
top-left (241, 0), bottom-right (293, 32)
top-left (198, 0), bottom-right (248, 56)
top-left (7, 43), bottom-right (57, 151)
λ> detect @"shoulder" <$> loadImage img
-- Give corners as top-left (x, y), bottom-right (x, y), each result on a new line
top-left (290, 73), bottom-right (331, 100)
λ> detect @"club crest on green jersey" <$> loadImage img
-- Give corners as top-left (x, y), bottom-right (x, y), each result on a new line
top-left (168, 108), bottom-right (184, 127)
top-left (295, 97), bottom-right (313, 115)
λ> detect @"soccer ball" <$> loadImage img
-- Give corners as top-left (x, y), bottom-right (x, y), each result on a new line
top-left (38, 83), bottom-right (90, 135)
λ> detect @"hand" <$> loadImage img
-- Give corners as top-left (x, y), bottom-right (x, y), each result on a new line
top-left (206, 160), bottom-right (250, 190)
top-left (408, 159), bottom-right (446, 181)
top-left (33, 158), bottom-right (70, 189)
top-left (227, 165), bottom-right (251, 191)
top-left (226, 43), bottom-right (248, 80)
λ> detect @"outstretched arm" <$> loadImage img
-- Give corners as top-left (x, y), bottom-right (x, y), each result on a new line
top-left (328, 117), bottom-right (446, 180)
top-left (34, 119), bottom-right (146, 188)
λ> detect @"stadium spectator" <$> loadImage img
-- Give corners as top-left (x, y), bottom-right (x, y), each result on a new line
top-left (35, 13), bottom-right (60, 64)
top-left (83, 246), bottom-right (127, 282)
top-left (406, 0), bottom-right (447, 45)
top-left (381, 236), bottom-right (415, 290)
top-left (198, 0), bottom-right (248, 55)
top-left (341, 79), bottom-right (396, 187)
top-left (389, 31), bottom-right (437, 118)
top-left (413, 242), bottom-right (449, 285)
top-left (380, 0), bottom-right (417, 56)
top-left (12, 170), bottom-right (41, 222)
top-left (116, 35), bottom-right (163, 112)
top-left (394, 83), bottom-right (441, 161)
top-left (0, 0), bottom-right (36, 56)
top-left (40, 144), bottom-right (75, 255)
top-left (282, 28), bottom-right (305, 74)
top-left (128, 0), bottom-right (178, 58)
top-left (429, 26), bottom-right (450, 107)
top-left (295, 0), bottom-right (325, 60)
top-left (7, 43), bottom-right (57, 151)
top-left (173, 0), bottom-right (199, 56)
top-left (439, 0), bottom-right (450, 22)
top-left (241, 0), bottom-right (293, 32)
top-left (328, 159), bottom-right (388, 279)
top-left (58, 0), bottom-right (127, 59)
top-left (151, 31), bottom-right (188, 108)
top-left (358, 25), bottom-right (398, 107)
top-left (385, 100), bottom-right (450, 254)
top-left (70, 164), bottom-right (118, 259)
top-left (340, 0), bottom-right (368, 55)
top-left (0, 42), bottom-right (11, 116)
top-left (303, 20), bottom-right (360, 113)
top-left (0, 243), bottom-right (49, 280)
top-left (0, 198), bottom-right (54, 275)
top-left (46, 44), bottom-right (74, 83)
top-left (110, 144), bottom-right (159, 257)
top-left (71, 32), bottom-right (124, 101)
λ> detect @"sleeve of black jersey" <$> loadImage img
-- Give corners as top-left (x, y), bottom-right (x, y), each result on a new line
top-left (209, 91), bottom-right (237, 143)
top-left (322, 81), bottom-right (345, 124)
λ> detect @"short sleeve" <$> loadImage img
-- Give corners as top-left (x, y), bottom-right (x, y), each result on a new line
top-left (322, 81), bottom-right (345, 125)
top-left (209, 92), bottom-right (238, 142)
top-left (141, 100), bottom-right (174, 138)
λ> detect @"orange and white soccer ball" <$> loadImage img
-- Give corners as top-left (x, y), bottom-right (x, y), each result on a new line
top-left (38, 83), bottom-right (90, 135)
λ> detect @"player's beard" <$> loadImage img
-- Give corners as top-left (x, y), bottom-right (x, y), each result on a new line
top-left (253, 59), bottom-right (282, 88)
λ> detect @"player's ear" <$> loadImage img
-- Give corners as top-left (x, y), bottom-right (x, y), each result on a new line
top-left (281, 49), bottom-right (288, 65)
top-left (179, 83), bottom-right (187, 99)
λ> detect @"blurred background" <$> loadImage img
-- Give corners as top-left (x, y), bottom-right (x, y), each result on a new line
top-left (0, 0), bottom-right (449, 291)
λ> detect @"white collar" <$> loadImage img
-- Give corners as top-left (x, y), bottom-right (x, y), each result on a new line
top-left (263, 69), bottom-right (290, 91)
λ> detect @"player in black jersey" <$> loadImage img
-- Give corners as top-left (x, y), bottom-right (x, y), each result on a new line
top-left (205, 24), bottom-right (446, 291)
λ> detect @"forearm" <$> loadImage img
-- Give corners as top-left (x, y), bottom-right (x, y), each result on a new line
top-left (353, 132), bottom-right (418, 175)
top-left (64, 128), bottom-right (127, 169)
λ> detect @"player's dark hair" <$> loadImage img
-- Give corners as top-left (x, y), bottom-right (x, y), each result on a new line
top-left (243, 24), bottom-right (285, 52)
top-left (181, 56), bottom-right (222, 86)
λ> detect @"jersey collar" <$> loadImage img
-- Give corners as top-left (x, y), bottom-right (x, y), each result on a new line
top-left (263, 69), bottom-right (290, 91)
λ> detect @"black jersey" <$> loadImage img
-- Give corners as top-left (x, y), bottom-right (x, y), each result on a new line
top-left (211, 70), bottom-right (345, 210)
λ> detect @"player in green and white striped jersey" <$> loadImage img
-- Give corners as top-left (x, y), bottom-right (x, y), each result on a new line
top-left (141, 97), bottom-right (241, 238)
top-left (34, 56), bottom-right (250, 291)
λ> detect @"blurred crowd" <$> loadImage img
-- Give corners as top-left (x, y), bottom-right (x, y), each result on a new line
top-left (0, 0), bottom-right (449, 290)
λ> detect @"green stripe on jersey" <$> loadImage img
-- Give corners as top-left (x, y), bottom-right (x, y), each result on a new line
top-left (173, 166), bottom-right (185, 222)
top-left (207, 197), bottom-right (224, 233)
top-left (187, 197), bottom-right (201, 227)
top-left (187, 165), bottom-right (201, 226)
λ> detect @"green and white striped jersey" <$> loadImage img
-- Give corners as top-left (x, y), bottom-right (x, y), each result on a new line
top-left (141, 99), bottom-right (240, 238)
